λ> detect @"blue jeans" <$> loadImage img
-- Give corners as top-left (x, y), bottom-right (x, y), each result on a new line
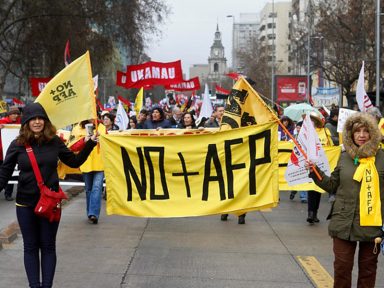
top-left (83, 171), bottom-right (104, 219)
top-left (299, 191), bottom-right (307, 201)
top-left (17, 206), bottom-right (59, 288)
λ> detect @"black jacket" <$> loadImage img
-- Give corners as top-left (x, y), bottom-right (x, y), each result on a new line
top-left (0, 135), bottom-right (96, 207)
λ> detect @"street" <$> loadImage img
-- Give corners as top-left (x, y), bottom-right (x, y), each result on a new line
top-left (0, 190), bottom-right (383, 288)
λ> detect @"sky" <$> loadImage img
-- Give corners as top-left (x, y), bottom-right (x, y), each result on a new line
top-left (146, 0), bottom-right (272, 78)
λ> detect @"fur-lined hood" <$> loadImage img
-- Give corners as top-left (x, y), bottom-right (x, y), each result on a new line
top-left (342, 112), bottom-right (381, 159)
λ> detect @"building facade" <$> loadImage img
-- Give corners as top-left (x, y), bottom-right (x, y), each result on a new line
top-left (231, 13), bottom-right (260, 73)
top-left (258, 1), bottom-right (292, 75)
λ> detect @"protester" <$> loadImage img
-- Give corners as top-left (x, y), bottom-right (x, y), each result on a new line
top-left (102, 113), bottom-right (119, 131)
top-left (306, 112), bottom-right (334, 224)
top-left (307, 112), bottom-right (384, 287)
top-left (128, 115), bottom-right (138, 129)
top-left (278, 115), bottom-right (295, 141)
top-left (71, 119), bottom-right (106, 224)
top-left (169, 106), bottom-right (183, 128)
top-left (136, 109), bottom-right (148, 129)
top-left (0, 103), bottom-right (97, 288)
top-left (141, 106), bottom-right (172, 129)
top-left (0, 106), bottom-right (21, 201)
top-left (289, 121), bottom-right (307, 203)
top-left (204, 104), bottom-right (224, 127)
top-left (177, 112), bottom-right (197, 129)
top-left (325, 108), bottom-right (339, 146)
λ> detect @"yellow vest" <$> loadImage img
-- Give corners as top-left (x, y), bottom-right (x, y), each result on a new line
top-left (79, 123), bottom-right (106, 173)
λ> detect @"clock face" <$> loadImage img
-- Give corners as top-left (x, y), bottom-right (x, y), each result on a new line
top-left (214, 49), bottom-right (219, 56)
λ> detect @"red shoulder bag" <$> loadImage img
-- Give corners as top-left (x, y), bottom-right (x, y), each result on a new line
top-left (25, 145), bottom-right (68, 222)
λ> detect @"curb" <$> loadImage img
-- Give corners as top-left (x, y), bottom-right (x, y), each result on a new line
top-left (0, 186), bottom-right (84, 249)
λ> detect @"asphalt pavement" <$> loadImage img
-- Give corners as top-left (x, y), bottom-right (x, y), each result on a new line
top-left (0, 190), bottom-right (383, 288)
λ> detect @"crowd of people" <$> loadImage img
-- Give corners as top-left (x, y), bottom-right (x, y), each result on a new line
top-left (0, 100), bottom-right (383, 287)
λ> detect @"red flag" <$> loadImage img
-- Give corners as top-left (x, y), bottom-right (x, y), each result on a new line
top-left (164, 77), bottom-right (201, 91)
top-left (12, 98), bottom-right (24, 105)
top-left (29, 77), bottom-right (52, 96)
top-left (126, 60), bottom-right (183, 88)
top-left (64, 40), bottom-right (71, 66)
top-left (96, 98), bottom-right (103, 111)
top-left (215, 84), bottom-right (230, 95)
top-left (226, 72), bottom-right (241, 80)
top-left (117, 95), bottom-right (131, 107)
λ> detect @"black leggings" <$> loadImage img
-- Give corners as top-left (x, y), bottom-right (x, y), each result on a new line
top-left (17, 206), bottom-right (60, 288)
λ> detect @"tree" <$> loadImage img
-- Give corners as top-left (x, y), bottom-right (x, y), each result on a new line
top-left (0, 0), bottom-right (170, 98)
top-left (237, 37), bottom-right (280, 104)
top-left (309, 0), bottom-right (380, 97)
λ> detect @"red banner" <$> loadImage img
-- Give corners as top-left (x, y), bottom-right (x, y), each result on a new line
top-left (165, 77), bottom-right (200, 91)
top-left (215, 84), bottom-right (230, 95)
top-left (29, 77), bottom-right (52, 97)
top-left (125, 60), bottom-right (183, 88)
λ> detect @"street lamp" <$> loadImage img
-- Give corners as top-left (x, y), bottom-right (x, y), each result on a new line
top-left (271, 0), bottom-right (276, 102)
top-left (226, 15), bottom-right (235, 70)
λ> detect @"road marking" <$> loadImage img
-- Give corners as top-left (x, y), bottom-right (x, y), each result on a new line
top-left (297, 256), bottom-right (334, 288)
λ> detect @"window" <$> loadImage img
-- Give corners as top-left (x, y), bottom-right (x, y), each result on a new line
top-left (214, 63), bottom-right (219, 72)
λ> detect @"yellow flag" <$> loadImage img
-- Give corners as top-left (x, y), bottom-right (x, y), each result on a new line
top-left (0, 101), bottom-right (7, 114)
top-left (35, 51), bottom-right (96, 129)
top-left (134, 87), bottom-right (144, 115)
top-left (220, 77), bottom-right (277, 130)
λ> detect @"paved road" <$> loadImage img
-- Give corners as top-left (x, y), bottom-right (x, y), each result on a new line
top-left (0, 191), bottom-right (383, 288)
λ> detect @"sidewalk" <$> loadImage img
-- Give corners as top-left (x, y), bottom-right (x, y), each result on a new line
top-left (0, 191), bottom-right (383, 288)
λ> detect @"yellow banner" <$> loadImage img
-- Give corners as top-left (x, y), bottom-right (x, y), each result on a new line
top-left (101, 122), bottom-right (279, 217)
top-left (278, 141), bottom-right (341, 192)
top-left (221, 77), bottom-right (277, 130)
top-left (35, 51), bottom-right (96, 129)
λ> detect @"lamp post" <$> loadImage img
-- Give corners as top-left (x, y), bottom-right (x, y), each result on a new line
top-left (271, 0), bottom-right (276, 102)
top-left (226, 15), bottom-right (235, 70)
top-left (376, 0), bottom-right (381, 107)
top-left (306, 0), bottom-right (312, 104)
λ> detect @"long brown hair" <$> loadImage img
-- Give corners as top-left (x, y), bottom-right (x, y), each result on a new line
top-left (17, 119), bottom-right (57, 145)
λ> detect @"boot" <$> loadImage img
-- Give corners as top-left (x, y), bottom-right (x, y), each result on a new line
top-left (220, 214), bottom-right (228, 221)
top-left (307, 211), bottom-right (314, 224)
top-left (313, 211), bottom-right (320, 223)
top-left (238, 214), bottom-right (246, 224)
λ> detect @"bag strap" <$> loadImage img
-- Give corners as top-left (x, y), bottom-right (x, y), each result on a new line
top-left (25, 145), bottom-right (44, 189)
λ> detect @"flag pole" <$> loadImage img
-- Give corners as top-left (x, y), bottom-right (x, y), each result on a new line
top-left (242, 77), bottom-right (322, 180)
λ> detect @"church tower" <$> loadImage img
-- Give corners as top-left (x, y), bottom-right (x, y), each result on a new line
top-left (208, 24), bottom-right (227, 84)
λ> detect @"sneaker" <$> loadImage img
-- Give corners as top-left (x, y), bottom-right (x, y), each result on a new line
top-left (5, 195), bottom-right (14, 201)
top-left (301, 199), bottom-right (308, 203)
top-left (289, 192), bottom-right (296, 200)
top-left (88, 215), bottom-right (98, 224)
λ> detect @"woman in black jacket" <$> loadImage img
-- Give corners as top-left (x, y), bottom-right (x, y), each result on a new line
top-left (0, 103), bottom-right (97, 288)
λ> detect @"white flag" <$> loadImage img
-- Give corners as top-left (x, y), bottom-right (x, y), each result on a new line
top-left (356, 61), bottom-right (373, 112)
top-left (284, 114), bottom-right (330, 186)
top-left (115, 100), bottom-right (129, 130)
top-left (196, 83), bottom-right (213, 126)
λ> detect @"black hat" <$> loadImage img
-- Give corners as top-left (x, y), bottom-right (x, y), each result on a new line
top-left (21, 103), bottom-right (49, 126)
